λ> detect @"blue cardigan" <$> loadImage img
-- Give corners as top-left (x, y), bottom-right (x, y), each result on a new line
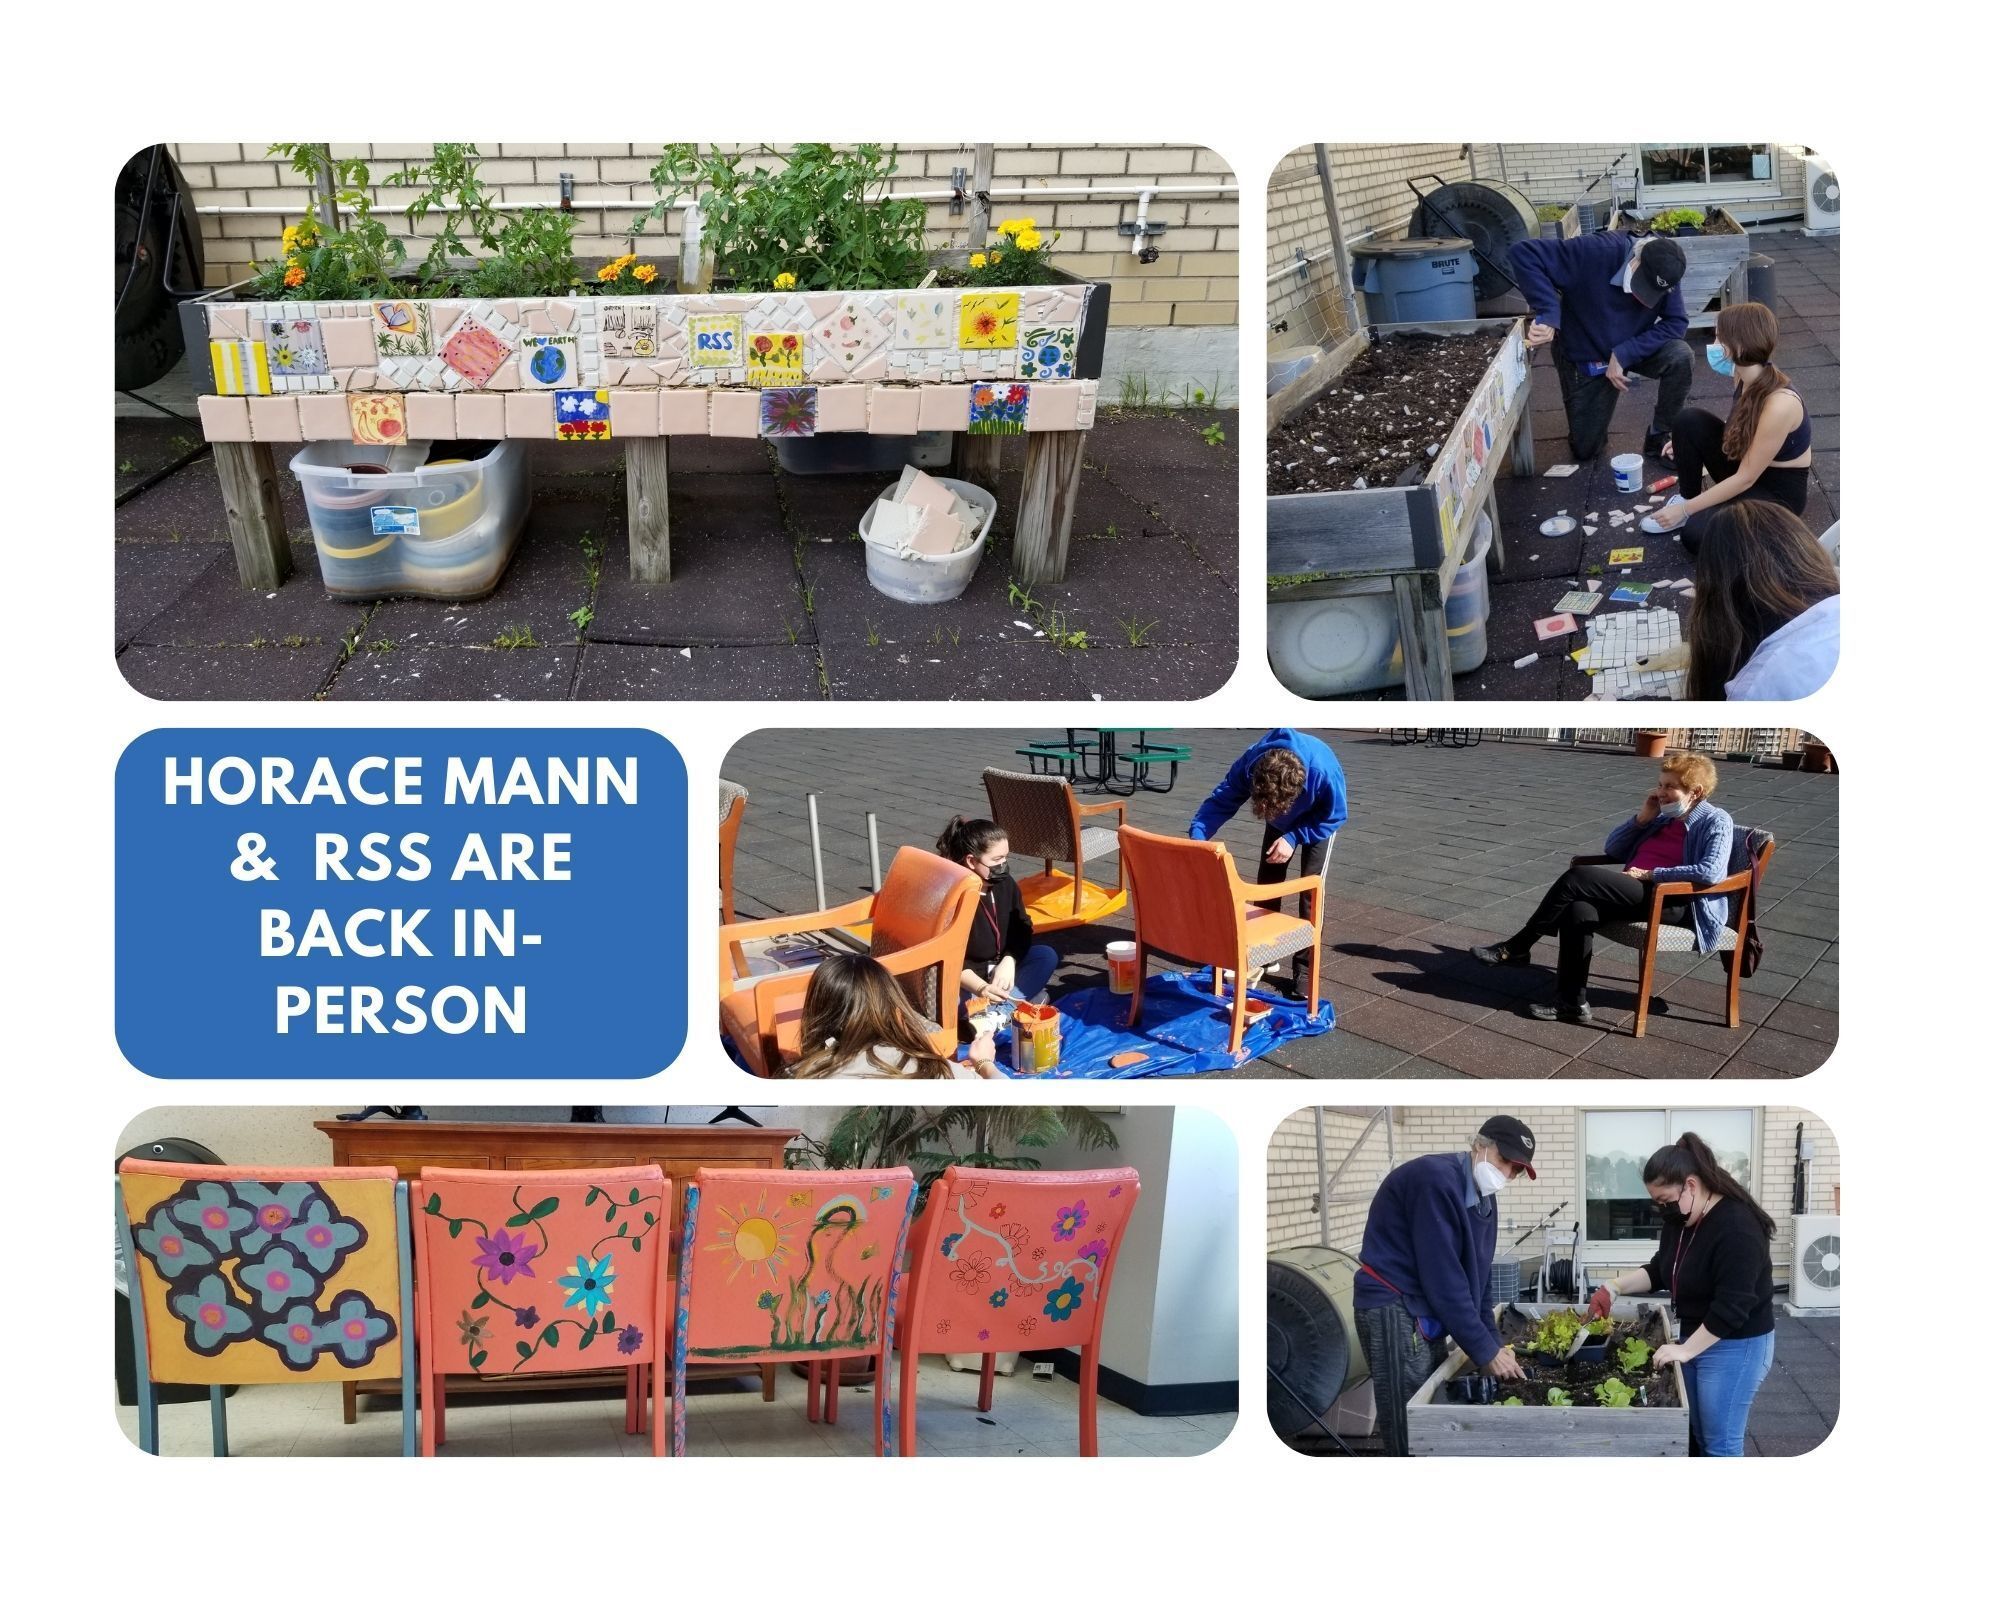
top-left (1189, 729), bottom-right (1348, 849)
top-left (1604, 798), bottom-right (1737, 952)
top-left (1351, 1153), bottom-right (1500, 1366)
top-left (1509, 232), bottom-right (1689, 370)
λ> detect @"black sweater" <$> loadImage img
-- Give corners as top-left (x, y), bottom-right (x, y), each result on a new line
top-left (963, 873), bottom-right (1035, 973)
top-left (1643, 1197), bottom-right (1776, 1342)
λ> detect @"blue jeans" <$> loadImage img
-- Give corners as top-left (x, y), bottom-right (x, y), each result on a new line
top-left (1682, 1329), bottom-right (1774, 1456)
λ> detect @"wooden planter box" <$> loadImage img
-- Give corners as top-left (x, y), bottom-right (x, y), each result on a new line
top-left (1614, 209), bottom-right (1750, 330)
top-left (1267, 317), bottom-right (1533, 700)
top-left (1538, 204), bottom-right (1581, 241)
top-left (1407, 1300), bottom-right (1689, 1457)
top-left (179, 262), bottom-right (1109, 590)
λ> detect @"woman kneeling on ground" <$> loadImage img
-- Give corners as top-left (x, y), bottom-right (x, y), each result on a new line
top-left (1587, 1132), bottom-right (1777, 1456)
top-left (789, 953), bottom-right (1000, 1080)
top-left (1643, 302), bottom-right (1811, 552)
top-left (937, 816), bottom-right (1059, 1033)
top-left (1472, 751), bottom-right (1733, 1024)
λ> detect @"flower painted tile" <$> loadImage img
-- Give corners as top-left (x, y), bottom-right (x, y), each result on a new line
top-left (894, 291), bottom-right (955, 349)
top-left (1018, 324), bottom-right (1077, 382)
top-left (968, 381), bottom-right (1030, 435)
top-left (688, 313), bottom-right (745, 369)
top-left (209, 338), bottom-right (271, 396)
top-left (348, 393), bottom-right (408, 445)
top-left (440, 319), bottom-right (513, 387)
top-left (601, 302), bottom-right (662, 360)
top-left (758, 387), bottom-right (818, 439)
top-left (554, 388), bottom-right (613, 444)
top-left (264, 317), bottom-right (328, 379)
top-left (745, 329), bottom-right (807, 388)
top-left (811, 298), bottom-right (892, 377)
top-left (372, 300), bottom-right (434, 358)
top-left (520, 334), bottom-right (579, 389)
top-left (959, 293), bottom-right (1019, 350)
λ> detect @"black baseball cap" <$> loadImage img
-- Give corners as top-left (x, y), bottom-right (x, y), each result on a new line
top-left (1479, 1115), bottom-right (1538, 1178)
top-left (1629, 238), bottom-right (1686, 309)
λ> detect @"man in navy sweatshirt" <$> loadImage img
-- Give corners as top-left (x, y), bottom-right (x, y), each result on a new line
top-left (1350, 1115), bottom-right (1537, 1454)
top-left (1189, 729), bottom-right (1347, 994)
top-left (1509, 230), bottom-right (1693, 463)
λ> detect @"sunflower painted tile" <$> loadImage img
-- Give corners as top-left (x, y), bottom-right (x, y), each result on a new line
top-left (372, 300), bottom-right (433, 358)
top-left (757, 387), bottom-right (818, 439)
top-left (959, 292), bottom-right (1019, 350)
top-left (554, 388), bottom-right (613, 443)
top-left (968, 381), bottom-right (1030, 435)
top-left (209, 338), bottom-right (272, 396)
top-left (688, 313), bottom-right (745, 369)
top-left (348, 393), bottom-right (408, 445)
top-left (894, 291), bottom-right (955, 349)
top-left (1018, 324), bottom-right (1078, 381)
top-left (264, 317), bottom-right (328, 379)
top-left (745, 328), bottom-right (807, 387)
top-left (811, 298), bottom-right (892, 376)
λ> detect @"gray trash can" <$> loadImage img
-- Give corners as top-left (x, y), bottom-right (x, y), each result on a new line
top-left (1350, 238), bottom-right (1478, 324)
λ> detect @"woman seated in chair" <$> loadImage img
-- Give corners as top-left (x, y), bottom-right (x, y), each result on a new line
top-left (790, 953), bottom-right (1000, 1080)
top-left (937, 816), bottom-right (1059, 1031)
top-left (1471, 752), bottom-right (1733, 1025)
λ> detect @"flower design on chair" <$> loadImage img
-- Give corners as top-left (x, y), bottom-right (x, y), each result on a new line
top-left (171, 1182), bottom-right (254, 1252)
top-left (558, 1254), bottom-right (618, 1317)
top-left (1052, 1202), bottom-right (1089, 1242)
top-left (236, 1182), bottom-right (316, 1256)
top-left (262, 1305), bottom-right (327, 1369)
top-left (1078, 1239), bottom-right (1109, 1273)
top-left (1043, 1277), bottom-right (1086, 1323)
top-left (989, 1287), bottom-right (1010, 1309)
top-left (321, 1295), bottom-right (395, 1367)
top-left (471, 1227), bottom-right (541, 1286)
top-left (238, 1245), bottom-right (320, 1313)
top-left (135, 1206), bottom-right (216, 1279)
top-left (948, 1250), bottom-right (993, 1295)
top-left (171, 1273), bottom-right (255, 1353)
top-left (617, 1325), bottom-right (646, 1357)
top-left (280, 1197), bottom-right (362, 1273)
top-left (941, 1232), bottom-right (965, 1258)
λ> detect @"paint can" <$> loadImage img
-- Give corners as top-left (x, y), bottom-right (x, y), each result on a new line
top-left (1611, 453), bottom-right (1644, 493)
top-left (1012, 1003), bottom-right (1063, 1074)
top-left (1106, 941), bottom-right (1140, 995)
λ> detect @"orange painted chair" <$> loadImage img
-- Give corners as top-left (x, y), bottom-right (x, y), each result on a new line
top-left (412, 1165), bottom-right (671, 1455)
top-left (672, 1167), bottom-right (917, 1455)
top-left (898, 1166), bottom-right (1142, 1456)
top-left (116, 1159), bottom-right (415, 1456)
top-left (718, 846), bottom-right (982, 1074)
top-left (1117, 824), bottom-right (1325, 1055)
top-left (719, 781), bottom-right (748, 925)
top-left (982, 767), bottom-right (1129, 931)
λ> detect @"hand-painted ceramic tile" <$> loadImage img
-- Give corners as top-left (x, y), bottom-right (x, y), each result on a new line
top-left (600, 302), bottom-right (661, 360)
top-left (688, 313), bottom-right (744, 369)
top-left (745, 329), bottom-right (807, 388)
top-left (519, 333), bottom-right (579, 389)
top-left (349, 392), bottom-right (408, 445)
top-left (120, 1165), bottom-right (404, 1386)
top-left (210, 338), bottom-right (272, 396)
top-left (894, 292), bottom-right (955, 349)
top-left (440, 319), bottom-right (513, 387)
top-left (418, 1168), bottom-right (668, 1377)
top-left (758, 387), bottom-right (817, 438)
top-left (908, 1167), bottom-right (1141, 1355)
top-left (265, 318), bottom-right (328, 379)
top-left (968, 381), bottom-right (1030, 435)
top-left (959, 293), bottom-right (1019, 350)
top-left (1019, 324), bottom-right (1078, 381)
top-left (373, 300), bottom-right (434, 358)
top-left (811, 299), bottom-right (892, 376)
top-left (554, 387), bottom-right (613, 443)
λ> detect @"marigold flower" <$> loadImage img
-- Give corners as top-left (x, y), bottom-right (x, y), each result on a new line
top-left (1014, 228), bottom-right (1044, 252)
top-left (280, 225), bottom-right (300, 251)
top-left (969, 252), bottom-right (988, 269)
top-left (597, 261), bottom-right (622, 282)
top-left (283, 264), bottom-right (306, 287)
top-left (633, 263), bottom-right (658, 284)
top-left (997, 216), bottom-right (1031, 237)
top-left (773, 272), bottom-right (797, 290)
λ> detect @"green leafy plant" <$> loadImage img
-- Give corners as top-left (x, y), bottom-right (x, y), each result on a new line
top-left (1536, 203), bottom-right (1570, 223)
top-left (253, 144), bottom-right (405, 302)
top-left (491, 623), bottom-right (537, 650)
top-left (1201, 423), bottom-right (1227, 447)
top-left (1594, 1376), bottom-right (1638, 1408)
top-left (1492, 1395), bottom-right (1525, 1407)
top-left (1615, 1336), bottom-right (1653, 1374)
top-left (1522, 1308), bottom-right (1587, 1357)
top-left (388, 143), bottom-right (578, 298)
top-left (787, 1107), bottom-right (1118, 1211)
top-left (962, 216), bottom-right (1064, 287)
top-left (1651, 207), bottom-right (1707, 234)
top-left (1546, 1387), bottom-right (1574, 1407)
top-left (1117, 614), bottom-right (1160, 647)
top-left (634, 143), bottom-right (930, 291)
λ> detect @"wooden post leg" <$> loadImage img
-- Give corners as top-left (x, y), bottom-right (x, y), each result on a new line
top-left (212, 439), bottom-right (291, 590)
top-left (898, 1347), bottom-right (920, 1458)
top-left (1633, 945), bottom-right (1659, 1038)
top-left (1392, 573), bottom-right (1453, 701)
top-left (761, 1362), bottom-right (778, 1403)
top-left (1079, 1343), bottom-right (1101, 1457)
top-left (342, 1380), bottom-right (358, 1424)
top-left (1013, 429), bottom-right (1087, 584)
top-left (952, 432), bottom-right (1006, 492)
top-left (626, 434), bottom-right (671, 583)
top-left (825, 1362), bottom-right (840, 1426)
top-left (209, 1386), bottom-right (229, 1458)
top-left (977, 1352), bottom-right (997, 1413)
top-left (806, 1361), bottom-right (822, 1423)
top-left (1725, 949), bottom-right (1744, 1029)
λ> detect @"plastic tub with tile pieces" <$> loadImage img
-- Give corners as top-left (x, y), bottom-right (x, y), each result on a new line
top-left (180, 264), bottom-right (1110, 595)
top-left (858, 476), bottom-right (998, 605)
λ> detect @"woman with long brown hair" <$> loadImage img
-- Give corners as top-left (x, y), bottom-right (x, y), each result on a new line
top-left (1643, 302), bottom-right (1812, 552)
top-left (789, 952), bottom-right (1000, 1080)
top-left (1586, 1132), bottom-right (1778, 1456)
top-left (1687, 500), bottom-right (1840, 699)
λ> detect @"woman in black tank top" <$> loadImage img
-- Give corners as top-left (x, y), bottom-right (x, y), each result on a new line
top-left (1651, 302), bottom-right (1814, 557)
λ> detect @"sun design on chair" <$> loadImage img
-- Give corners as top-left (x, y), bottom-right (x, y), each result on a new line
top-left (709, 1191), bottom-right (799, 1285)
top-left (693, 1191), bottom-right (893, 1357)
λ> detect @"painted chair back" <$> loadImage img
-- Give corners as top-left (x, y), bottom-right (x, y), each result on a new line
top-left (869, 847), bottom-right (982, 1025)
top-left (117, 1158), bottom-right (415, 1455)
top-left (1118, 825), bottom-right (1251, 969)
top-left (673, 1166), bottom-right (916, 1455)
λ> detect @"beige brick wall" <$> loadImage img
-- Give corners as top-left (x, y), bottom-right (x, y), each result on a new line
top-left (1269, 1106), bottom-right (1839, 1288)
top-left (172, 143), bottom-right (1238, 334)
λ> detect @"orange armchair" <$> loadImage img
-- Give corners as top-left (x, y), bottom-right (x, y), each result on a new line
top-left (981, 767), bottom-right (1128, 931)
top-left (718, 781), bottom-right (748, 925)
top-left (718, 846), bottom-right (982, 1075)
top-left (1117, 824), bottom-right (1324, 1056)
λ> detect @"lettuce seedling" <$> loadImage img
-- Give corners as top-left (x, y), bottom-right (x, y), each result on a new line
top-left (1594, 1377), bottom-right (1638, 1408)
top-left (1546, 1387), bottom-right (1574, 1407)
top-left (1615, 1336), bottom-right (1652, 1374)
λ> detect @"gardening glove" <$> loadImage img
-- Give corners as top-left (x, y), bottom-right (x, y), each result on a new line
top-left (1587, 1286), bottom-right (1616, 1321)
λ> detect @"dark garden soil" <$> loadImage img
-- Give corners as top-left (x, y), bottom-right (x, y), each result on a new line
top-left (1267, 330), bottom-right (1507, 496)
top-left (1615, 214), bottom-right (1739, 238)
top-left (1482, 1318), bottom-right (1677, 1409)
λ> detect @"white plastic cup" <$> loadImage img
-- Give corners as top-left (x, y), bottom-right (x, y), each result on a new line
top-left (1611, 453), bottom-right (1644, 493)
top-left (1106, 940), bottom-right (1139, 995)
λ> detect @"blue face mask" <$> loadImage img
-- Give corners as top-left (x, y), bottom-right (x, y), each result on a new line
top-left (1657, 799), bottom-right (1689, 820)
top-left (1706, 343), bottom-right (1735, 377)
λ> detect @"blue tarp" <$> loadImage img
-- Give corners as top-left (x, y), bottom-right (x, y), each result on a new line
top-left (988, 968), bottom-right (1335, 1079)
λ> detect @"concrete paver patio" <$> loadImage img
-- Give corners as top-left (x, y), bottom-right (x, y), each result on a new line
top-left (721, 727), bottom-right (1838, 1080)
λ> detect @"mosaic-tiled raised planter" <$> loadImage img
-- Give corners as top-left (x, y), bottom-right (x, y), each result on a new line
top-left (181, 271), bottom-right (1109, 591)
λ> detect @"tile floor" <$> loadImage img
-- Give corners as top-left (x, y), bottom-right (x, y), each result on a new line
top-left (117, 1355), bottom-right (1234, 1458)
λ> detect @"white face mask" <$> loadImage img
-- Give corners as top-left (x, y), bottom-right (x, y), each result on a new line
top-left (1657, 799), bottom-right (1689, 820)
top-left (1473, 1160), bottom-right (1509, 1198)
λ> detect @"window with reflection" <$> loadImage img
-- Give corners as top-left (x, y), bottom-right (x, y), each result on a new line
top-left (1583, 1109), bottom-right (1757, 1245)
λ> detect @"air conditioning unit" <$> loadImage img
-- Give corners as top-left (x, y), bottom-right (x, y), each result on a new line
top-left (1803, 157), bottom-right (1841, 236)
top-left (1791, 1214), bottom-right (1841, 1308)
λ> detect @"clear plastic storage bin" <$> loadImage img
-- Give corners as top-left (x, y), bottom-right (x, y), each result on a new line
top-left (289, 439), bottom-right (531, 601)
